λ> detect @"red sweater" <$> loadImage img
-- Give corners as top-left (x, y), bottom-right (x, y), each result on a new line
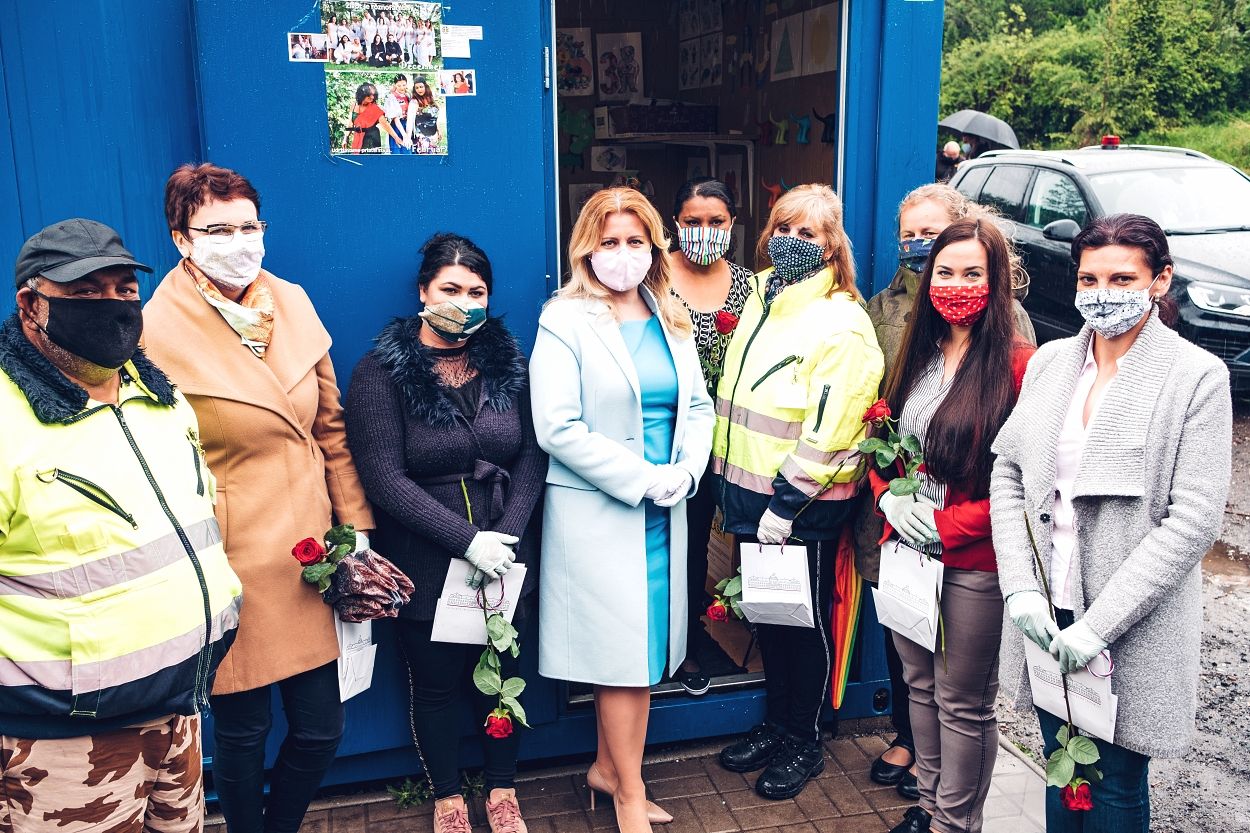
top-left (870, 345), bottom-right (1034, 572)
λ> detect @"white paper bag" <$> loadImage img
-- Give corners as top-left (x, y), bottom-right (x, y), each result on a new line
top-left (335, 615), bottom-right (376, 702)
top-left (737, 543), bottom-right (814, 627)
top-left (1024, 641), bottom-right (1119, 743)
top-left (430, 561), bottom-right (527, 645)
top-left (873, 540), bottom-right (944, 651)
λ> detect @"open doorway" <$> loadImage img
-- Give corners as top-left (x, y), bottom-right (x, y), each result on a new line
top-left (553, 0), bottom-right (846, 706)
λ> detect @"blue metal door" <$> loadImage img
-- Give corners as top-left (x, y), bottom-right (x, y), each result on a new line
top-left (189, 0), bottom-right (559, 785)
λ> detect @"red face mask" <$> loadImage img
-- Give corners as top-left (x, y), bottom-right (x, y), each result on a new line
top-left (929, 283), bottom-right (990, 327)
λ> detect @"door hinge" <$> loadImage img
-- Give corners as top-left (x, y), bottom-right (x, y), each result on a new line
top-left (543, 46), bottom-right (551, 90)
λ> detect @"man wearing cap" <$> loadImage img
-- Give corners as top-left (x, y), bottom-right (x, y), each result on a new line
top-left (0, 219), bottom-right (243, 832)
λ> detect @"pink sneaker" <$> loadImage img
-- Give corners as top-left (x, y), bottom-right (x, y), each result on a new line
top-left (485, 788), bottom-right (528, 833)
top-left (434, 795), bottom-right (472, 833)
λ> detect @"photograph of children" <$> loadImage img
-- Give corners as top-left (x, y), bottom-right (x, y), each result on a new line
top-left (289, 33), bottom-right (331, 61)
top-left (437, 69), bottom-right (476, 96)
top-left (326, 69), bottom-right (447, 155)
top-left (322, 0), bottom-right (441, 70)
top-left (595, 32), bottom-right (643, 101)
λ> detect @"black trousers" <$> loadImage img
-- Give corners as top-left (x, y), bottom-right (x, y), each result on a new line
top-left (211, 660), bottom-right (345, 833)
top-left (685, 469), bottom-right (719, 640)
top-left (748, 537), bottom-right (840, 745)
top-left (396, 615), bottom-right (525, 799)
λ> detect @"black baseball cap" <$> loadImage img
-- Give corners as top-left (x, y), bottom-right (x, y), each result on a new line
top-left (14, 219), bottom-right (152, 288)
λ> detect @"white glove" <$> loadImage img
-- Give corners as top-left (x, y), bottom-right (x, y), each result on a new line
top-left (1006, 590), bottom-right (1061, 651)
top-left (463, 531), bottom-right (518, 580)
top-left (1052, 619), bottom-right (1108, 674)
top-left (645, 465), bottom-right (693, 505)
top-left (755, 509), bottom-right (793, 544)
top-left (654, 469), bottom-right (694, 508)
top-left (879, 492), bottom-right (939, 547)
top-left (355, 531), bottom-right (371, 553)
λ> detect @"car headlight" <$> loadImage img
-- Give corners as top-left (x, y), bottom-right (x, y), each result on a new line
top-left (1186, 282), bottom-right (1250, 317)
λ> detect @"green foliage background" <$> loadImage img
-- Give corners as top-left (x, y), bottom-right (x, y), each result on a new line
top-left (940, 0), bottom-right (1250, 167)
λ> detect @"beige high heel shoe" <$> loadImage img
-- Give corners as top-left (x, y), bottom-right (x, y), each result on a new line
top-left (586, 763), bottom-right (673, 824)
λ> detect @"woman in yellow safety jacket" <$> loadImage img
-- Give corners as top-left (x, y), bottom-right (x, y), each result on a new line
top-left (711, 184), bottom-right (883, 802)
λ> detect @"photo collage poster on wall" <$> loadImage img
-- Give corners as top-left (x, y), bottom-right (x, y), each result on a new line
top-left (321, 0), bottom-right (448, 155)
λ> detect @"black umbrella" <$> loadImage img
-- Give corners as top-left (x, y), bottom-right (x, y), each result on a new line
top-left (938, 109), bottom-right (1019, 149)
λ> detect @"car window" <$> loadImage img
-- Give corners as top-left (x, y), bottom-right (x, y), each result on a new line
top-left (954, 165), bottom-right (990, 200)
top-left (1024, 170), bottom-right (1088, 228)
top-left (979, 165), bottom-right (1032, 219)
top-left (1088, 167), bottom-right (1250, 233)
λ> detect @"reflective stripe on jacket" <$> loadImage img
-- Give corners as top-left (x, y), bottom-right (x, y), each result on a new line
top-left (711, 267), bottom-right (883, 538)
top-left (0, 316), bottom-right (242, 737)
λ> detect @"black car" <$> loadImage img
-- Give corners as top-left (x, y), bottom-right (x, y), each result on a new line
top-left (949, 141), bottom-right (1250, 390)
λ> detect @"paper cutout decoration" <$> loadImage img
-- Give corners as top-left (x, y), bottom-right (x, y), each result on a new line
top-left (555, 28), bottom-right (594, 96)
top-left (813, 109), bottom-right (838, 144)
top-left (770, 113), bottom-right (789, 145)
top-left (769, 13), bottom-right (803, 81)
top-left (802, 3), bottom-right (839, 77)
top-left (791, 112), bottom-right (812, 144)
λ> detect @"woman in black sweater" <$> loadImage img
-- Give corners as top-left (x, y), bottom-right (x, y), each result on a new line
top-left (346, 233), bottom-right (545, 833)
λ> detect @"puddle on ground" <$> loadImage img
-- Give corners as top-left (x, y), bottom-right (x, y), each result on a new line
top-left (1205, 540), bottom-right (1250, 582)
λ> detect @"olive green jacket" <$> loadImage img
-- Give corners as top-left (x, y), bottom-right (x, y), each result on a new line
top-left (853, 266), bottom-right (1036, 582)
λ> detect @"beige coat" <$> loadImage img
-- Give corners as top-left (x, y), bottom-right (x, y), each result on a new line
top-left (142, 263), bottom-right (374, 694)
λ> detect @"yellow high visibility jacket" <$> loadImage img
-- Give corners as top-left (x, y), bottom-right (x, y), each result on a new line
top-left (712, 266), bottom-right (884, 538)
top-left (0, 319), bottom-right (242, 738)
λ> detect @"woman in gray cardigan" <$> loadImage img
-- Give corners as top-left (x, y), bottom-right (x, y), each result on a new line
top-left (990, 214), bottom-right (1231, 833)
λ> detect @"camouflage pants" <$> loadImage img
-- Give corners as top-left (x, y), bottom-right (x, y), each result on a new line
top-left (0, 713), bottom-right (203, 833)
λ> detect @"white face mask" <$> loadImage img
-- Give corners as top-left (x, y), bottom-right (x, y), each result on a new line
top-left (590, 245), bottom-right (653, 292)
top-left (183, 231), bottom-right (266, 290)
top-left (1074, 275), bottom-right (1159, 339)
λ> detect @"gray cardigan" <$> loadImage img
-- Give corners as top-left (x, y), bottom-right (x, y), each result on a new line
top-left (990, 311), bottom-right (1232, 759)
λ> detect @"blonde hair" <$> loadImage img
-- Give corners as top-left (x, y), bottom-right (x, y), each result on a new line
top-left (755, 184), bottom-right (861, 302)
top-left (560, 187), bottom-right (692, 337)
top-left (898, 183), bottom-right (1028, 290)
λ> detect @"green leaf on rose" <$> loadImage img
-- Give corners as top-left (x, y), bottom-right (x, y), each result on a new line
top-left (317, 577), bottom-right (332, 593)
top-left (888, 432), bottom-right (901, 446)
top-left (500, 677), bottom-right (526, 699)
top-left (858, 437), bottom-right (888, 454)
top-left (1066, 735), bottom-right (1099, 765)
top-left (1056, 724), bottom-right (1071, 747)
top-left (714, 577), bottom-right (730, 593)
top-left (875, 448), bottom-right (898, 468)
top-left (900, 434), bottom-right (922, 454)
top-left (472, 664), bottom-right (501, 696)
top-left (486, 615), bottom-right (508, 642)
top-left (509, 642), bottom-right (520, 658)
top-left (724, 576), bottom-right (742, 597)
top-left (729, 598), bottom-right (743, 619)
top-left (500, 696), bottom-right (529, 727)
top-left (302, 561), bottom-right (337, 584)
top-left (478, 649), bottom-right (501, 672)
top-left (1082, 765), bottom-right (1103, 785)
top-left (889, 477), bottom-right (922, 496)
top-left (325, 524), bottom-right (357, 548)
top-left (1045, 749), bottom-right (1075, 788)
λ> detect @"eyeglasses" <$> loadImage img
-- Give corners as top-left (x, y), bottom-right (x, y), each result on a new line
top-left (187, 221), bottom-right (268, 238)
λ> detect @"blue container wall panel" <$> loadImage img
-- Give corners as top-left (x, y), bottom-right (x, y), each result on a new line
top-left (0, 0), bottom-right (204, 314)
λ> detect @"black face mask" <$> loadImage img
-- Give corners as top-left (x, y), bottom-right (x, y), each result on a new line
top-left (33, 291), bottom-right (143, 369)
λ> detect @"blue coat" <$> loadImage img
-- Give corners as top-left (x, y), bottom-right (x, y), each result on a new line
top-left (529, 289), bottom-right (715, 686)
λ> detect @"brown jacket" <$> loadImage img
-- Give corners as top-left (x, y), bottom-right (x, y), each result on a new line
top-left (853, 266), bottom-right (1035, 582)
top-left (142, 263), bottom-right (374, 694)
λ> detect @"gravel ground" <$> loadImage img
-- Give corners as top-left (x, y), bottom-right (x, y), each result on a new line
top-left (997, 413), bottom-right (1250, 832)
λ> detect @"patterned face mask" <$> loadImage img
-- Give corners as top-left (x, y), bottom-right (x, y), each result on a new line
top-left (1074, 277), bottom-right (1159, 338)
top-left (767, 234), bottom-right (825, 279)
top-left (677, 226), bottom-right (732, 266)
top-left (418, 298), bottom-right (487, 342)
top-left (898, 237), bottom-right (935, 274)
top-left (929, 283), bottom-right (990, 327)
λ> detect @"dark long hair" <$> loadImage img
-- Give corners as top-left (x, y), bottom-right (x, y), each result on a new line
top-left (672, 176), bottom-right (736, 219)
top-left (417, 232), bottom-right (493, 292)
top-left (1072, 213), bottom-right (1178, 328)
top-left (881, 219), bottom-right (1019, 495)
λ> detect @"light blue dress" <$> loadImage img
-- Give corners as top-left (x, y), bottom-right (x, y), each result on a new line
top-left (620, 316), bottom-right (678, 685)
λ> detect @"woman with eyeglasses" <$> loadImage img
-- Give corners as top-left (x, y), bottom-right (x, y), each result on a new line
top-left (143, 163), bottom-right (375, 833)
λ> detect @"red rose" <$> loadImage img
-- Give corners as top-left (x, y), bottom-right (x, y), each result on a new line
top-left (485, 709), bottom-right (513, 739)
top-left (1060, 782), bottom-right (1093, 812)
top-left (707, 598), bottom-right (730, 622)
top-left (713, 311), bottom-right (739, 335)
top-left (291, 537), bottom-right (327, 566)
top-left (862, 398), bottom-right (891, 426)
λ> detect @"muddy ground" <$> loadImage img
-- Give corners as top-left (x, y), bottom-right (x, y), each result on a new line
top-left (997, 413), bottom-right (1250, 832)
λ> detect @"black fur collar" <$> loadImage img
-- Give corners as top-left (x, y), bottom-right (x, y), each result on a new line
top-left (0, 313), bottom-right (177, 424)
top-left (372, 315), bottom-right (526, 428)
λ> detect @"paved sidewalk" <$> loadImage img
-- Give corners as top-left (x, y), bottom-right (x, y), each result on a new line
top-left (223, 733), bottom-right (1046, 833)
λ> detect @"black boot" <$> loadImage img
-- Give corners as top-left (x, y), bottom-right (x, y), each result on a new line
top-left (754, 736), bottom-right (825, 800)
top-left (719, 723), bottom-right (785, 773)
top-left (889, 805), bottom-right (932, 833)
top-left (870, 738), bottom-right (915, 786)
top-left (895, 769), bottom-right (920, 800)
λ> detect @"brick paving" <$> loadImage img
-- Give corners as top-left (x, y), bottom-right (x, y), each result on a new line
top-left (205, 733), bottom-right (1045, 833)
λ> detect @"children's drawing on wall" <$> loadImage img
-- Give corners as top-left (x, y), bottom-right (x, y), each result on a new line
top-left (438, 69), bottom-right (476, 96)
top-left (685, 156), bottom-right (709, 182)
top-left (678, 0), bottom-right (699, 41)
top-left (678, 38), bottom-right (700, 91)
top-left (719, 155), bottom-right (744, 207)
top-left (555, 27), bottom-right (594, 96)
top-left (770, 12), bottom-right (802, 81)
top-left (700, 34), bottom-right (722, 88)
top-left (698, 0), bottom-right (723, 35)
top-left (321, 0), bottom-right (441, 69)
top-left (590, 145), bottom-right (628, 172)
top-left (595, 32), bottom-right (643, 100)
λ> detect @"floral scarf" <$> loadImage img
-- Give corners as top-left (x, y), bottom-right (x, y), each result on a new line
top-left (185, 261), bottom-right (275, 357)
